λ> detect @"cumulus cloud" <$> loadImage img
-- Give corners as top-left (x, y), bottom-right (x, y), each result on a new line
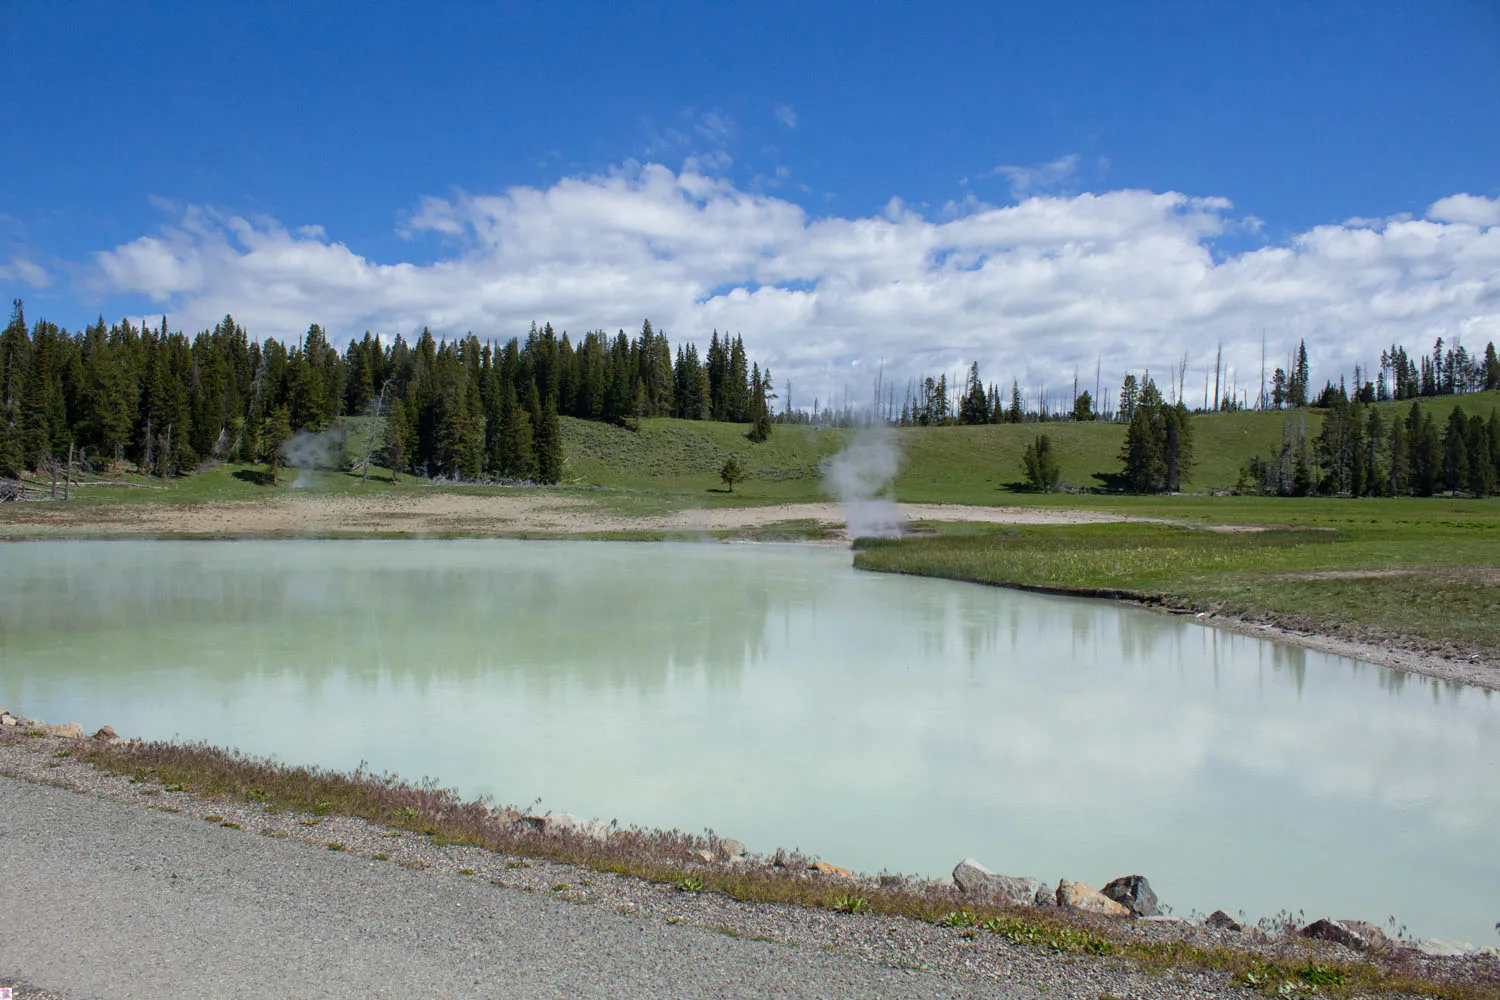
top-left (1427, 193), bottom-right (1500, 227)
top-left (91, 164), bottom-right (1500, 410)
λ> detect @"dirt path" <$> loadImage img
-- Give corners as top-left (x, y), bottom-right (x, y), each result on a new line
top-left (0, 493), bottom-right (1135, 538)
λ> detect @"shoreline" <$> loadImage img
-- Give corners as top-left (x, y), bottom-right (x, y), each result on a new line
top-left (2, 724), bottom-right (1495, 999)
top-left (3, 492), bottom-right (1498, 692)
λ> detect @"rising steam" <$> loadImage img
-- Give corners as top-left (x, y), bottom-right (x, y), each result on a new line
top-left (821, 427), bottom-right (904, 538)
top-left (280, 428), bottom-right (346, 488)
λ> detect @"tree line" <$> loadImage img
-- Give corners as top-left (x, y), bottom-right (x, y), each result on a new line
top-left (0, 301), bottom-right (774, 483)
top-left (1244, 398), bottom-right (1500, 498)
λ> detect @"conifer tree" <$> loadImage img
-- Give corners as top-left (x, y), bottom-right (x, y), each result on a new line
top-left (1441, 406), bottom-right (1469, 494)
top-left (719, 454), bottom-right (746, 492)
top-left (264, 406), bottom-right (292, 485)
top-left (1020, 434), bottom-right (1060, 492)
top-left (533, 393), bottom-right (563, 484)
top-left (493, 380), bottom-right (533, 479)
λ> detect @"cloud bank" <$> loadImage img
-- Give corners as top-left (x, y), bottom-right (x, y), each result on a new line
top-left (92, 165), bottom-right (1500, 409)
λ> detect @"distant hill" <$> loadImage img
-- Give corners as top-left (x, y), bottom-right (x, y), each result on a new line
top-left (560, 390), bottom-right (1500, 502)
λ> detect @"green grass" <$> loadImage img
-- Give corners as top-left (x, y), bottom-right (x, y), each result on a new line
top-left (855, 509), bottom-right (1500, 656)
top-left (12, 392), bottom-right (1497, 521)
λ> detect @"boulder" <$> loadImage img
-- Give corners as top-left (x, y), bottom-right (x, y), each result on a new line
top-left (0, 715), bottom-right (15, 727)
top-left (718, 838), bottom-right (747, 860)
top-left (1101, 875), bottom-right (1160, 917)
top-left (1337, 919), bottom-right (1388, 949)
top-left (45, 722), bottom-right (85, 740)
top-left (692, 849), bottom-right (715, 864)
top-left (1205, 910), bottom-right (1242, 931)
top-left (1034, 884), bottom-right (1058, 907)
top-left (952, 859), bottom-right (1046, 906)
top-left (1056, 880), bottom-right (1130, 917)
top-left (92, 725), bottom-right (118, 741)
top-left (809, 861), bottom-right (853, 877)
top-left (1300, 918), bottom-right (1371, 950)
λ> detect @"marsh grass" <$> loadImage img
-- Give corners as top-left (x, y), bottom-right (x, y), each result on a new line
top-left (74, 737), bottom-right (1499, 999)
top-left (854, 517), bottom-right (1500, 656)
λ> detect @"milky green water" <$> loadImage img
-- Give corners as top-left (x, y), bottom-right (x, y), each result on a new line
top-left (1, 540), bottom-right (1495, 944)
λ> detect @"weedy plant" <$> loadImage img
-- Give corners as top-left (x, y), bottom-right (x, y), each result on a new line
top-left (675, 876), bottom-right (705, 893)
top-left (831, 894), bottom-right (870, 915)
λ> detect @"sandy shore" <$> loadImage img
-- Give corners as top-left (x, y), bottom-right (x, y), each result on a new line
top-left (0, 492), bottom-right (1134, 537)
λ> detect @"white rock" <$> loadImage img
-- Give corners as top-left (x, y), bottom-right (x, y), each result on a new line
top-left (1415, 939), bottom-right (1475, 957)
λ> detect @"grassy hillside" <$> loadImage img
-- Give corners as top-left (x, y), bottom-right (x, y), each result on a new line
top-left (561, 391), bottom-right (1500, 502)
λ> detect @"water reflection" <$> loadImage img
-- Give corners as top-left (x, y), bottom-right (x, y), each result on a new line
top-left (1, 540), bottom-right (1496, 944)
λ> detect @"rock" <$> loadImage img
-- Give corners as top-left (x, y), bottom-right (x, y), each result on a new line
top-left (1338, 919), bottom-right (1388, 949)
top-left (44, 722), bottom-right (85, 740)
top-left (1301, 918), bottom-right (1371, 950)
top-left (1034, 884), bottom-right (1057, 907)
top-left (692, 849), bottom-right (714, 864)
top-left (92, 725), bottom-right (118, 741)
top-left (1056, 880), bottom-right (1130, 917)
top-left (1101, 874), bottom-right (1160, 917)
top-left (1205, 910), bottom-right (1242, 931)
top-left (1141, 915), bottom-right (1188, 925)
top-left (1414, 938), bottom-right (1474, 957)
top-left (718, 838), bottom-right (747, 860)
top-left (809, 861), bottom-right (853, 877)
top-left (952, 859), bottom-right (1046, 906)
top-left (516, 812), bottom-right (607, 842)
top-left (0, 715), bottom-right (15, 727)
top-left (878, 874), bottom-right (904, 889)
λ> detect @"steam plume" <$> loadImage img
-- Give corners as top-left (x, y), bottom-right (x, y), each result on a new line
top-left (822, 428), bottom-right (903, 538)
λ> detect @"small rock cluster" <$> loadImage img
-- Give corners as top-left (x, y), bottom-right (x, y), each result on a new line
top-left (0, 708), bottom-right (118, 743)
top-left (952, 858), bottom-right (1163, 919)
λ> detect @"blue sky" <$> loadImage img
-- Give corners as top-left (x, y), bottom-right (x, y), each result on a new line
top-left (3, 1), bottom-right (1498, 404)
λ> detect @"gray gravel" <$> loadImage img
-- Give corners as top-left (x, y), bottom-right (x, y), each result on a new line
top-left (0, 732), bottom-right (1408, 999)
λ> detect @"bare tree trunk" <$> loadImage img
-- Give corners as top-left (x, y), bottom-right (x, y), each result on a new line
top-left (65, 443), bottom-right (73, 500)
top-left (49, 459), bottom-right (57, 499)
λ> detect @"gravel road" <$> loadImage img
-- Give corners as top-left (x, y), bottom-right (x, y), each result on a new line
top-left (1, 776), bottom-right (1036, 1000)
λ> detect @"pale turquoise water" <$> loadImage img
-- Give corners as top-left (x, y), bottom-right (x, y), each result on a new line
top-left (1, 540), bottom-right (1495, 943)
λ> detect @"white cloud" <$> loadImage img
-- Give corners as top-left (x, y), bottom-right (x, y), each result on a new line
top-left (992, 154), bottom-right (1080, 201)
top-left (1427, 193), bottom-right (1500, 228)
top-left (91, 164), bottom-right (1500, 409)
top-left (0, 255), bottom-right (50, 288)
top-left (774, 104), bottom-right (797, 129)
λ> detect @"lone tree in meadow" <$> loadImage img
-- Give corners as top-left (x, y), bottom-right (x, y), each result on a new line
top-left (719, 454), bottom-right (747, 492)
top-left (1021, 434), bottom-right (1061, 492)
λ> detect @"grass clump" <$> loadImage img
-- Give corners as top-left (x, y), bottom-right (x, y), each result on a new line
top-left (831, 894), bottom-right (870, 915)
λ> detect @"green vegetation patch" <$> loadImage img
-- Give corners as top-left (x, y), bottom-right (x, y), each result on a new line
top-left (855, 514), bottom-right (1500, 656)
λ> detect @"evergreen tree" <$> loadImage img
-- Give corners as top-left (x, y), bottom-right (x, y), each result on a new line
top-left (264, 406), bottom-right (292, 485)
top-left (1387, 415), bottom-right (1409, 496)
top-left (1465, 413), bottom-right (1494, 496)
top-left (1006, 379), bottom-right (1023, 423)
top-left (1071, 390), bottom-right (1095, 422)
top-left (533, 393), bottom-right (563, 484)
top-left (1441, 406), bottom-right (1469, 494)
top-left (746, 363), bottom-right (774, 443)
top-left (719, 454), bottom-right (746, 492)
top-left (493, 380), bottom-right (534, 479)
top-left (384, 398), bottom-right (410, 483)
top-left (959, 363), bottom-right (989, 424)
top-left (1020, 434), bottom-right (1060, 492)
